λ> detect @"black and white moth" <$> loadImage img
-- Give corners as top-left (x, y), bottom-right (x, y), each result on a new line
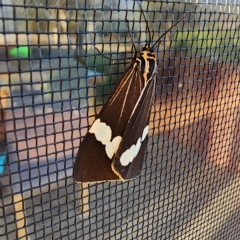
top-left (73, 8), bottom-right (190, 183)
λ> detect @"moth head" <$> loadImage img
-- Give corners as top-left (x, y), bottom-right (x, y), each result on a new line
top-left (142, 45), bottom-right (154, 53)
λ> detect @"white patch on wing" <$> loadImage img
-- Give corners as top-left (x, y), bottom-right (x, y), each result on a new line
top-left (89, 119), bottom-right (149, 165)
top-left (112, 136), bottom-right (122, 153)
top-left (96, 122), bottom-right (111, 145)
top-left (105, 136), bottom-right (122, 159)
top-left (89, 119), bottom-right (101, 134)
top-left (119, 125), bottom-right (149, 166)
top-left (120, 144), bottom-right (136, 166)
top-left (142, 126), bottom-right (149, 141)
top-left (89, 119), bottom-right (112, 145)
top-left (89, 119), bottom-right (123, 159)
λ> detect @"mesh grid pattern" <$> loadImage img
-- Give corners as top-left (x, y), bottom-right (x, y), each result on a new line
top-left (0, 0), bottom-right (240, 239)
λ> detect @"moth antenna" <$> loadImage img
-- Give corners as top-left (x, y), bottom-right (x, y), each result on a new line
top-left (95, 47), bottom-right (128, 63)
top-left (125, 18), bottom-right (138, 57)
top-left (95, 47), bottom-right (110, 59)
top-left (152, 12), bottom-right (191, 50)
top-left (136, 1), bottom-right (152, 47)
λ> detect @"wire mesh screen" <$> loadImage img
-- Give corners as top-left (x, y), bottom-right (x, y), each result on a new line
top-left (0, 0), bottom-right (240, 239)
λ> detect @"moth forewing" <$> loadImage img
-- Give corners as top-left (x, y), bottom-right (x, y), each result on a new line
top-left (73, 58), bottom-right (154, 183)
top-left (112, 76), bottom-right (156, 180)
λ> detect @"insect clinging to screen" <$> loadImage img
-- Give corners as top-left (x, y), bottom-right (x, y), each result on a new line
top-left (73, 3), bottom-right (190, 183)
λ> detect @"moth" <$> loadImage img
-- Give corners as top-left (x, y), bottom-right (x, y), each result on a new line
top-left (73, 6), bottom-right (190, 183)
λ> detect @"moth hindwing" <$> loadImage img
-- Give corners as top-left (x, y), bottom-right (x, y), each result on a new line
top-left (73, 8), bottom-right (190, 183)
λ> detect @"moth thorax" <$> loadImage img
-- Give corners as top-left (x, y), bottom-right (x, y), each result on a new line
top-left (136, 50), bottom-right (156, 82)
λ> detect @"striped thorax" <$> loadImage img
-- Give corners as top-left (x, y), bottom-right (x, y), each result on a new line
top-left (136, 47), bottom-right (157, 83)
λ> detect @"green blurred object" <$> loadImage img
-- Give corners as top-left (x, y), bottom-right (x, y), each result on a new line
top-left (9, 46), bottom-right (31, 58)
